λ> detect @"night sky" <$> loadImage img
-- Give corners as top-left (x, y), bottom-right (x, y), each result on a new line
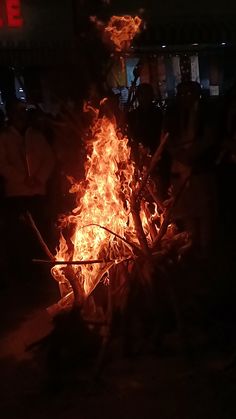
top-left (109, 0), bottom-right (236, 17)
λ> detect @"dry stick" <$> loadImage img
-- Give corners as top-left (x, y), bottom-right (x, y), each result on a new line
top-left (33, 257), bottom-right (133, 266)
top-left (135, 132), bottom-right (169, 200)
top-left (63, 265), bottom-right (84, 307)
top-left (131, 133), bottom-right (169, 253)
top-left (33, 259), bottom-right (110, 265)
top-left (26, 211), bottom-right (55, 261)
top-left (131, 196), bottom-right (150, 256)
top-left (147, 183), bottom-right (165, 213)
top-left (152, 173), bottom-right (192, 250)
top-left (63, 236), bottom-right (86, 306)
top-left (26, 212), bottom-right (85, 305)
top-left (130, 133), bottom-right (169, 254)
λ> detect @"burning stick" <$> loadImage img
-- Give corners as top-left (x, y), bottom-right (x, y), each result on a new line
top-left (141, 201), bottom-right (158, 242)
top-left (62, 265), bottom-right (85, 307)
top-left (129, 133), bottom-right (169, 254)
top-left (130, 194), bottom-right (151, 256)
top-left (33, 258), bottom-right (133, 266)
top-left (79, 223), bottom-right (141, 254)
top-left (27, 212), bottom-right (85, 305)
top-left (152, 173), bottom-right (192, 249)
top-left (147, 183), bottom-right (165, 215)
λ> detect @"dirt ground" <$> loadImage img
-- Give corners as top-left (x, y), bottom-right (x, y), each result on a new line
top-left (1, 253), bottom-right (236, 419)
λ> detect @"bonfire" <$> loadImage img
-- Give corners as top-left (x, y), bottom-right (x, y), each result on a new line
top-left (30, 16), bottom-right (190, 322)
top-left (28, 17), bottom-right (191, 372)
top-left (37, 104), bottom-right (189, 321)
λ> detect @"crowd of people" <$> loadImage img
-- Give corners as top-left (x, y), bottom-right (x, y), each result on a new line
top-left (127, 80), bottom-right (236, 258)
top-left (0, 79), bottom-right (235, 287)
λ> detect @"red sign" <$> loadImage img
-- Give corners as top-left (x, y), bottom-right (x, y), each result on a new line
top-left (0, 0), bottom-right (23, 28)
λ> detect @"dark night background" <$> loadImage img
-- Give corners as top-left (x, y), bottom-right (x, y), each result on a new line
top-left (1, 2), bottom-right (236, 419)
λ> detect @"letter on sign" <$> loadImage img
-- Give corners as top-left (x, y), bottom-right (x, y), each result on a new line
top-left (0, 2), bottom-right (3, 27)
top-left (7, 0), bottom-right (23, 28)
top-left (0, 0), bottom-right (23, 28)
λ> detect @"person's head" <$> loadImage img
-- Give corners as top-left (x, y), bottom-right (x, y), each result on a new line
top-left (176, 81), bottom-right (202, 109)
top-left (6, 98), bottom-right (28, 132)
top-left (135, 83), bottom-right (154, 109)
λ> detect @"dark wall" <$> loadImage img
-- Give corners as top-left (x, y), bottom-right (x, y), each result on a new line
top-left (149, 0), bottom-right (236, 17)
top-left (110, 0), bottom-right (236, 19)
top-left (0, 0), bottom-right (74, 44)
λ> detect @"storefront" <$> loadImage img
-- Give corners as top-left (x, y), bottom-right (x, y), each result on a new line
top-left (107, 17), bottom-right (236, 100)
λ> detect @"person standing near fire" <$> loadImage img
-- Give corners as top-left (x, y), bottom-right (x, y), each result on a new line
top-left (127, 82), bottom-right (170, 200)
top-left (164, 81), bottom-right (218, 258)
top-left (127, 83), bottom-right (163, 154)
top-left (0, 99), bottom-right (55, 284)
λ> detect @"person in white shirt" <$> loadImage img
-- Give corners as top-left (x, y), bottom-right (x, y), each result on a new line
top-left (0, 99), bottom-right (55, 283)
top-left (0, 100), bottom-right (54, 198)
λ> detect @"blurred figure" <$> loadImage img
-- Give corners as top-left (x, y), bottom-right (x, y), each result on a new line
top-left (0, 109), bottom-right (6, 197)
top-left (49, 100), bottom-right (85, 216)
top-left (0, 109), bottom-right (6, 287)
top-left (165, 81), bottom-right (218, 258)
top-left (127, 83), bottom-right (163, 154)
top-left (0, 99), bottom-right (55, 283)
top-left (217, 83), bottom-right (236, 239)
top-left (127, 83), bottom-right (169, 200)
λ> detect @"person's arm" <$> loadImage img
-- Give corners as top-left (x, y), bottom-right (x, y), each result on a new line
top-left (0, 134), bottom-right (25, 182)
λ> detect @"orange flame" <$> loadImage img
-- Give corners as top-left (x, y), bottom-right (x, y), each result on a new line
top-left (51, 109), bottom-right (153, 301)
top-left (104, 15), bottom-right (142, 51)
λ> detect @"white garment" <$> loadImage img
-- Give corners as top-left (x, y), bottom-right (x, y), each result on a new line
top-left (0, 126), bottom-right (54, 197)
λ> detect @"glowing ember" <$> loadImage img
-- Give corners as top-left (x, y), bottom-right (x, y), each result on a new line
top-left (52, 108), bottom-right (151, 300)
top-left (104, 15), bottom-right (142, 51)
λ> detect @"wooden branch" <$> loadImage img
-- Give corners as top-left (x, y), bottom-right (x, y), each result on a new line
top-left (131, 196), bottom-right (150, 256)
top-left (26, 211), bottom-right (55, 261)
top-left (79, 223), bottom-right (140, 254)
top-left (33, 258), bottom-right (133, 265)
top-left (141, 201), bottom-right (157, 243)
top-left (135, 132), bottom-right (169, 200)
top-left (152, 174), bottom-right (192, 249)
top-left (26, 213), bottom-right (101, 305)
top-left (146, 183), bottom-right (165, 213)
top-left (63, 265), bottom-right (84, 307)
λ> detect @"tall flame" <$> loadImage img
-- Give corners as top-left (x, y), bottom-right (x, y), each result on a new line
top-left (104, 15), bottom-right (142, 51)
top-left (52, 110), bottom-right (149, 299)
